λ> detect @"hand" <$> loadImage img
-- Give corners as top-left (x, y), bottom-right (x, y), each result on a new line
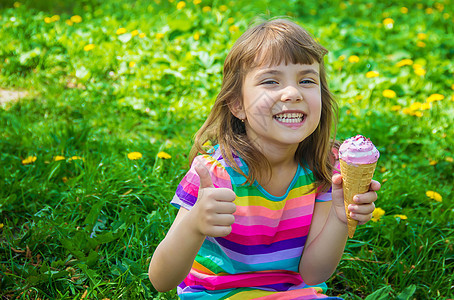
top-left (331, 174), bottom-right (381, 225)
top-left (189, 164), bottom-right (237, 237)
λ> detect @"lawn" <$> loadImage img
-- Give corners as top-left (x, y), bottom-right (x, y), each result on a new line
top-left (0, 0), bottom-right (453, 299)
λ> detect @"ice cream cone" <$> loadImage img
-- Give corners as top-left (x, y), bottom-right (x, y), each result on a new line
top-left (339, 159), bottom-right (377, 238)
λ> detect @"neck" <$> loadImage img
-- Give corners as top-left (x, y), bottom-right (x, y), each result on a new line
top-left (253, 141), bottom-right (299, 172)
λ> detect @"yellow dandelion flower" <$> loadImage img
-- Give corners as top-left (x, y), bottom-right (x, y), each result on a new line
top-left (420, 102), bottom-right (431, 110)
top-left (380, 166), bottom-right (386, 172)
top-left (157, 151), bottom-right (172, 159)
top-left (128, 152), bottom-right (142, 160)
top-left (371, 207), bottom-right (385, 222)
top-left (425, 7), bottom-right (433, 14)
top-left (396, 59), bottom-right (413, 67)
top-left (435, 3), bottom-right (444, 11)
top-left (402, 164), bottom-right (407, 168)
top-left (14, 2), bottom-right (21, 8)
top-left (156, 33), bottom-right (165, 39)
top-left (366, 71), bottom-right (379, 78)
top-left (402, 108), bottom-right (413, 115)
top-left (116, 28), bottom-right (127, 35)
top-left (139, 33), bottom-right (146, 38)
top-left (382, 89), bottom-right (396, 98)
top-left (417, 41), bottom-right (426, 48)
top-left (83, 44), bottom-right (95, 51)
top-left (429, 160), bottom-right (438, 165)
top-left (426, 191), bottom-right (442, 202)
top-left (417, 3), bottom-right (423, 9)
top-left (51, 15), bottom-right (60, 22)
top-left (129, 61), bottom-right (136, 68)
top-left (414, 111), bottom-right (423, 117)
top-left (44, 17), bottom-right (52, 23)
top-left (414, 66), bottom-right (426, 76)
top-left (177, 1), bottom-right (186, 9)
top-left (54, 155), bottom-right (65, 161)
top-left (445, 157), bottom-right (453, 162)
top-left (227, 17), bottom-right (235, 24)
top-left (417, 33), bottom-right (427, 40)
top-left (219, 5), bottom-right (228, 11)
top-left (229, 25), bottom-right (239, 33)
top-left (409, 102), bottom-right (422, 110)
top-left (68, 156), bottom-right (84, 161)
top-left (70, 15), bottom-right (82, 23)
top-left (62, 176), bottom-right (68, 183)
top-left (394, 214), bottom-right (408, 220)
top-left (383, 18), bottom-right (394, 28)
top-left (202, 6), bottom-right (211, 12)
top-left (193, 0), bottom-right (201, 4)
top-left (427, 94), bottom-right (444, 102)
top-left (193, 32), bottom-right (200, 40)
top-left (391, 105), bottom-right (402, 111)
top-left (443, 13), bottom-right (450, 19)
top-left (400, 7), bottom-right (408, 14)
top-left (339, 55), bottom-right (346, 61)
top-left (66, 19), bottom-right (73, 26)
top-left (22, 156), bottom-right (37, 165)
top-left (348, 55), bottom-right (359, 63)
top-left (451, 84), bottom-right (454, 90)
top-left (131, 30), bottom-right (139, 37)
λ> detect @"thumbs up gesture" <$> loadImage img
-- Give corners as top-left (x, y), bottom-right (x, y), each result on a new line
top-left (190, 164), bottom-right (237, 238)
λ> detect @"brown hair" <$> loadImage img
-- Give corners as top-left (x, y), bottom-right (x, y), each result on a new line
top-left (190, 17), bottom-right (338, 192)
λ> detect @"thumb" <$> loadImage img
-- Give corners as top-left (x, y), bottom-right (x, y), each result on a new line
top-left (195, 163), bottom-right (214, 189)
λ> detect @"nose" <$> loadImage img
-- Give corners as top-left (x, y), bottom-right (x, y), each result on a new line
top-left (280, 85), bottom-right (302, 102)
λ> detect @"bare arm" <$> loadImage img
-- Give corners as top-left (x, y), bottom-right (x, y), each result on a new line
top-left (299, 174), bottom-right (380, 285)
top-left (148, 164), bottom-right (236, 292)
top-left (148, 207), bottom-right (205, 292)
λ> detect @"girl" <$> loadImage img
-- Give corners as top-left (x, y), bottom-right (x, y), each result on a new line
top-left (148, 18), bottom-right (380, 299)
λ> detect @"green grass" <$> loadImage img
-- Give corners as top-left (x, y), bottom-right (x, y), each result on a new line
top-left (1, 0), bottom-right (453, 299)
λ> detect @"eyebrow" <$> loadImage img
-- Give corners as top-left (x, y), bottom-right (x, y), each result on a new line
top-left (254, 69), bottom-right (320, 80)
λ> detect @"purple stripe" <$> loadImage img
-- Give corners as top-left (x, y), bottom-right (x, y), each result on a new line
top-left (215, 235), bottom-right (306, 255)
top-left (175, 184), bottom-right (197, 207)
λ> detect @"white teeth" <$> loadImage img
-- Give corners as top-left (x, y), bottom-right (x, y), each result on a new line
top-left (274, 112), bottom-right (304, 123)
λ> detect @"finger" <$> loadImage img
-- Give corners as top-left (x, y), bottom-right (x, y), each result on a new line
top-left (215, 201), bottom-right (236, 214)
top-left (350, 211), bottom-right (373, 225)
top-left (195, 163), bottom-right (214, 189)
top-left (213, 188), bottom-right (237, 202)
top-left (348, 202), bottom-right (375, 215)
top-left (369, 180), bottom-right (381, 191)
top-left (212, 214), bottom-right (235, 226)
top-left (331, 174), bottom-right (343, 191)
top-left (353, 191), bottom-right (377, 204)
top-left (209, 225), bottom-right (232, 237)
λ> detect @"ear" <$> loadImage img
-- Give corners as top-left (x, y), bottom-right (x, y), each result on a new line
top-left (228, 99), bottom-right (246, 120)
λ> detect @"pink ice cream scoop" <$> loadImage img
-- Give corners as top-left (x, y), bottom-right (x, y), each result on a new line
top-left (339, 135), bottom-right (380, 165)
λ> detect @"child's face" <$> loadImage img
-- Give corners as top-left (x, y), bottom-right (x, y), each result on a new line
top-left (238, 62), bottom-right (322, 150)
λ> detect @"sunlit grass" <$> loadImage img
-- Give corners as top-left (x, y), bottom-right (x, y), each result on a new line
top-left (0, 0), bottom-right (453, 299)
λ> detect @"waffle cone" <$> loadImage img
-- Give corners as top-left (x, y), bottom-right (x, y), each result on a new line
top-left (339, 159), bottom-right (377, 238)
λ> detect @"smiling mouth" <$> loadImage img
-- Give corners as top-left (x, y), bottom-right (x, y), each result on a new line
top-left (273, 112), bottom-right (306, 123)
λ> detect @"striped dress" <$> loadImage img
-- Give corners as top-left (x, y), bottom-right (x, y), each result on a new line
top-left (171, 146), bottom-right (342, 299)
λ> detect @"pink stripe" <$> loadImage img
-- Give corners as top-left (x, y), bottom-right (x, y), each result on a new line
top-left (234, 194), bottom-right (314, 217)
top-left (224, 225), bottom-right (311, 245)
top-left (184, 271), bottom-right (302, 291)
top-left (231, 215), bottom-right (312, 237)
top-left (235, 205), bottom-right (314, 226)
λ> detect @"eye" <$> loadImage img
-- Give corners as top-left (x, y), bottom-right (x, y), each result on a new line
top-left (300, 79), bottom-right (316, 84)
top-left (261, 80), bottom-right (278, 85)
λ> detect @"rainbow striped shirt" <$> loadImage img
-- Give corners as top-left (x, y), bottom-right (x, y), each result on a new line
top-left (171, 146), bottom-right (340, 299)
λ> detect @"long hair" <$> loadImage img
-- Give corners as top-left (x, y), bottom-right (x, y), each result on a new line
top-left (190, 18), bottom-right (338, 192)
